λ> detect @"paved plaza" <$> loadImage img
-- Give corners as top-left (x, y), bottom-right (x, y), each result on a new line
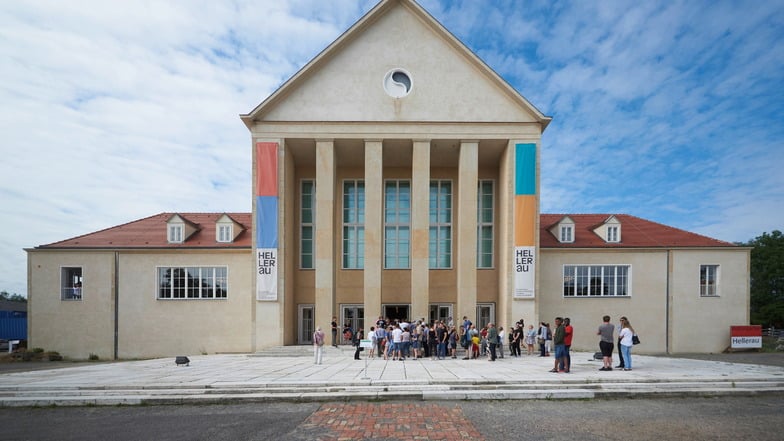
top-left (1, 345), bottom-right (783, 407)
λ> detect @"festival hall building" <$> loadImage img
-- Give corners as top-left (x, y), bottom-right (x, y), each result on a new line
top-left (26, 0), bottom-right (749, 359)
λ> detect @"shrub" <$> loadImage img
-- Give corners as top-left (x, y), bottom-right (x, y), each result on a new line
top-left (88, 353), bottom-right (99, 361)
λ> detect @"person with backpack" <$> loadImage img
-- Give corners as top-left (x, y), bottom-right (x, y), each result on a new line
top-left (313, 326), bottom-right (325, 365)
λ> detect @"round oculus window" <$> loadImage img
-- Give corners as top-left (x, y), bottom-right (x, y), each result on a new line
top-left (383, 68), bottom-right (413, 98)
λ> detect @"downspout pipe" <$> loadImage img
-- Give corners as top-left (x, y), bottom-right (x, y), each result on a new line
top-left (114, 251), bottom-right (119, 360)
top-left (665, 249), bottom-right (671, 354)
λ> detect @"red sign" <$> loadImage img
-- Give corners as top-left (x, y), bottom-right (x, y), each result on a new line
top-left (730, 325), bottom-right (762, 348)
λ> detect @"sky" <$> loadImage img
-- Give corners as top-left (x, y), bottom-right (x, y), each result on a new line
top-left (1, 0), bottom-right (783, 297)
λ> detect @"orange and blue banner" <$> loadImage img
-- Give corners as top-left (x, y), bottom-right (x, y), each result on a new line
top-left (256, 142), bottom-right (278, 301)
top-left (514, 143), bottom-right (536, 298)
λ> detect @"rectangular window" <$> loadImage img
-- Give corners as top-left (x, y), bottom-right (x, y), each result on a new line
top-left (700, 264), bottom-right (719, 296)
top-left (560, 225), bottom-right (573, 243)
top-left (563, 265), bottom-right (630, 297)
top-left (217, 225), bottom-right (232, 243)
top-left (607, 226), bottom-right (619, 242)
top-left (343, 180), bottom-right (365, 269)
top-left (61, 267), bottom-right (82, 300)
top-left (384, 180), bottom-right (411, 269)
top-left (300, 180), bottom-right (315, 269)
top-left (429, 180), bottom-right (452, 268)
top-left (157, 267), bottom-right (228, 299)
top-left (477, 180), bottom-right (494, 268)
top-left (168, 225), bottom-right (183, 243)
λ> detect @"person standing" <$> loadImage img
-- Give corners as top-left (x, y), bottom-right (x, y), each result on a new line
top-left (313, 326), bottom-right (325, 365)
top-left (512, 323), bottom-right (524, 357)
top-left (560, 318), bottom-right (573, 372)
top-left (391, 324), bottom-right (403, 361)
top-left (331, 317), bottom-right (338, 347)
top-left (597, 315), bottom-right (615, 371)
top-left (375, 325), bottom-right (386, 359)
top-left (549, 317), bottom-right (568, 373)
top-left (616, 318), bottom-right (625, 369)
top-left (487, 323), bottom-right (498, 361)
top-left (619, 317), bottom-right (635, 371)
top-left (538, 322), bottom-right (549, 357)
top-left (497, 326), bottom-right (505, 359)
top-left (525, 324), bottom-right (536, 356)
top-left (353, 327), bottom-right (364, 360)
top-left (437, 322), bottom-right (448, 360)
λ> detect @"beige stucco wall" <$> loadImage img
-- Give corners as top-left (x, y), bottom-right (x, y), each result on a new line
top-left (538, 247), bottom-right (750, 355)
top-left (539, 249), bottom-right (670, 354)
top-left (27, 250), bottom-right (116, 359)
top-left (116, 250), bottom-right (253, 359)
top-left (668, 249), bottom-right (750, 353)
top-left (264, 5), bottom-right (535, 124)
top-left (27, 248), bottom-right (254, 359)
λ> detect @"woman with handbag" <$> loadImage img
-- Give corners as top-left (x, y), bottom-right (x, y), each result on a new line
top-left (618, 317), bottom-right (635, 371)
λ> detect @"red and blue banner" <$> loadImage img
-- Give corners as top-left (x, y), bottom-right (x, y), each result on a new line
top-left (256, 142), bottom-right (278, 301)
top-left (514, 143), bottom-right (536, 298)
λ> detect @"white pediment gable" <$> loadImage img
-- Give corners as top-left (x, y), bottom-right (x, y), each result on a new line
top-left (243, 0), bottom-right (549, 126)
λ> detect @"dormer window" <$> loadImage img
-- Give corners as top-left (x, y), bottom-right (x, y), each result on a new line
top-left (560, 225), bottom-right (573, 243)
top-left (166, 214), bottom-right (198, 244)
top-left (215, 214), bottom-right (243, 244)
top-left (217, 224), bottom-right (233, 243)
top-left (550, 216), bottom-right (576, 244)
top-left (168, 224), bottom-right (183, 243)
top-left (595, 215), bottom-right (621, 243)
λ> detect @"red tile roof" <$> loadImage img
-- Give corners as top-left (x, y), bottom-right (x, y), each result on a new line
top-left (540, 214), bottom-right (736, 248)
top-left (37, 212), bottom-right (735, 250)
top-left (38, 213), bottom-right (251, 249)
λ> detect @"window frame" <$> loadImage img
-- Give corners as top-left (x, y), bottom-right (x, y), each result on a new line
top-left (562, 264), bottom-right (631, 297)
top-left (477, 179), bottom-right (494, 269)
top-left (157, 266), bottom-right (228, 300)
top-left (607, 225), bottom-right (619, 243)
top-left (384, 179), bottom-right (411, 269)
top-left (560, 225), bottom-right (573, 243)
top-left (60, 266), bottom-right (83, 301)
top-left (342, 179), bottom-right (365, 269)
top-left (300, 179), bottom-right (316, 269)
top-left (168, 224), bottom-right (183, 243)
top-left (700, 264), bottom-right (720, 297)
top-left (216, 224), bottom-right (233, 243)
top-left (429, 179), bottom-right (452, 269)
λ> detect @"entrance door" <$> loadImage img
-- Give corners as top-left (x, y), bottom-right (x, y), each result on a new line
top-left (298, 304), bottom-right (314, 345)
top-left (384, 304), bottom-right (410, 322)
top-left (429, 304), bottom-right (452, 325)
top-left (341, 304), bottom-right (364, 342)
top-left (476, 303), bottom-right (495, 329)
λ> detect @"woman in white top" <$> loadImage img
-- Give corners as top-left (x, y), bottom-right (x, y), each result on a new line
top-left (618, 317), bottom-right (636, 371)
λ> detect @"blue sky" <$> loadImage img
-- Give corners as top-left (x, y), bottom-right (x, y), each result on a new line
top-left (1, 0), bottom-right (783, 297)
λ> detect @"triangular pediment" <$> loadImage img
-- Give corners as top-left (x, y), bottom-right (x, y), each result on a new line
top-left (242, 0), bottom-right (550, 127)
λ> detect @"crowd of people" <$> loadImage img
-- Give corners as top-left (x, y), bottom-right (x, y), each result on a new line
top-left (313, 314), bottom-right (638, 372)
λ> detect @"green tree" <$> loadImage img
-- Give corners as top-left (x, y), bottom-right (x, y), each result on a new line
top-left (0, 290), bottom-right (27, 302)
top-left (745, 230), bottom-right (784, 327)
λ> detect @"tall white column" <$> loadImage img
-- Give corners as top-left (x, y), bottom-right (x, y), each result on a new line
top-left (411, 140), bottom-right (431, 321)
top-left (364, 140), bottom-right (383, 325)
top-left (457, 141), bottom-right (479, 323)
top-left (314, 140), bottom-right (335, 336)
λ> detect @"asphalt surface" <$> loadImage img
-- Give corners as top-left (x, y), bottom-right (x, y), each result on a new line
top-left (2, 397), bottom-right (783, 441)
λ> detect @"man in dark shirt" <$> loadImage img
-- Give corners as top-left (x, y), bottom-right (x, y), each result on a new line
top-left (487, 323), bottom-right (498, 361)
top-left (331, 317), bottom-right (338, 347)
top-left (549, 317), bottom-right (568, 373)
